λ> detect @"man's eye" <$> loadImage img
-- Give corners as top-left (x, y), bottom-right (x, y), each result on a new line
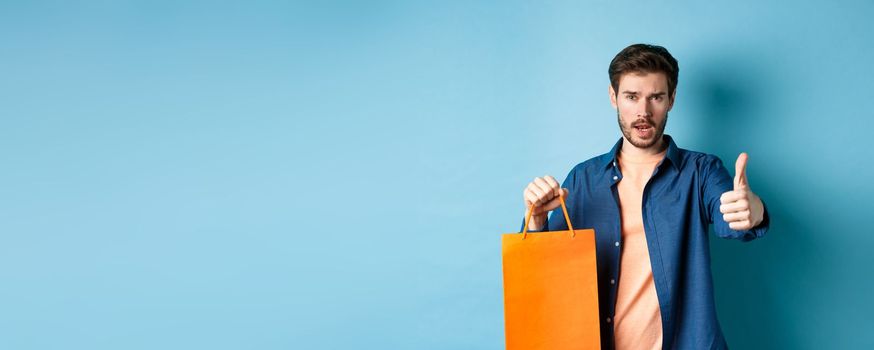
top-left (626, 95), bottom-right (636, 100)
top-left (651, 96), bottom-right (663, 101)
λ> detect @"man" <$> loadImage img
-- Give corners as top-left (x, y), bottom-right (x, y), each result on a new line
top-left (522, 44), bottom-right (769, 349)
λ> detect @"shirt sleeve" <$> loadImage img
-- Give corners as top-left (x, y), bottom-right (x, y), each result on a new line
top-left (701, 155), bottom-right (770, 242)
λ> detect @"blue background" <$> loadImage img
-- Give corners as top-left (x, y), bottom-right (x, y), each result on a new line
top-left (2, 1), bottom-right (873, 349)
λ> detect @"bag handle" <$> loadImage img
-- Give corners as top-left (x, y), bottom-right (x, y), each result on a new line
top-left (521, 193), bottom-right (575, 239)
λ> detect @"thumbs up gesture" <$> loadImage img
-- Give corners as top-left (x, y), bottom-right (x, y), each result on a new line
top-left (719, 153), bottom-right (765, 230)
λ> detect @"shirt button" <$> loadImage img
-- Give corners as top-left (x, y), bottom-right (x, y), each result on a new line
top-left (612, 175), bottom-right (618, 181)
top-left (611, 279), bottom-right (615, 285)
top-left (615, 241), bottom-right (620, 247)
top-left (606, 317), bottom-right (612, 323)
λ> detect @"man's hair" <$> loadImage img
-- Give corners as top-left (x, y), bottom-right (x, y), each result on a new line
top-left (608, 44), bottom-right (679, 96)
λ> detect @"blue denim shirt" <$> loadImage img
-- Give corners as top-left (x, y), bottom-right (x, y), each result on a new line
top-left (523, 135), bottom-right (769, 349)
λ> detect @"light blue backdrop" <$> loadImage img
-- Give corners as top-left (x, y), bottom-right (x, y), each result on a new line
top-left (2, 1), bottom-right (873, 349)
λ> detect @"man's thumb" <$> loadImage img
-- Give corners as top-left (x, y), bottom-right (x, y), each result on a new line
top-left (734, 152), bottom-right (749, 190)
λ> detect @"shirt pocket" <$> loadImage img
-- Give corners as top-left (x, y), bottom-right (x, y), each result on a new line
top-left (653, 190), bottom-right (683, 236)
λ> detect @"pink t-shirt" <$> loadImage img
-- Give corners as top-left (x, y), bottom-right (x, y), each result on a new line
top-left (613, 149), bottom-right (666, 350)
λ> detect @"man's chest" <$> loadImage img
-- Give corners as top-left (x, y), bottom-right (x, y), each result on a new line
top-left (616, 165), bottom-right (656, 222)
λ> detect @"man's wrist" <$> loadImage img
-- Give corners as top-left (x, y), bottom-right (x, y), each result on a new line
top-left (529, 214), bottom-right (547, 231)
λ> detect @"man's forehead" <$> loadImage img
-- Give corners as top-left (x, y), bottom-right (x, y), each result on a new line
top-left (618, 71), bottom-right (669, 92)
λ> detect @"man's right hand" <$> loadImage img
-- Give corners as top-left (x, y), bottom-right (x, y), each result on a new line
top-left (522, 175), bottom-right (568, 231)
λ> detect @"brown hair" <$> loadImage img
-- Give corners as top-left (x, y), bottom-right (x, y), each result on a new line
top-left (608, 44), bottom-right (679, 96)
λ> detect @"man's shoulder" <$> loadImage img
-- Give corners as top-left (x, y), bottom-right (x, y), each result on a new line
top-left (568, 153), bottom-right (610, 175)
top-left (676, 147), bottom-right (726, 170)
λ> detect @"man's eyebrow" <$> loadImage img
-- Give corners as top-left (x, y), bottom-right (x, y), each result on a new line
top-left (621, 91), bottom-right (668, 97)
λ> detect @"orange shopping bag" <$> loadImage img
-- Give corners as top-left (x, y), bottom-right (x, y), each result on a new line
top-left (502, 195), bottom-right (601, 349)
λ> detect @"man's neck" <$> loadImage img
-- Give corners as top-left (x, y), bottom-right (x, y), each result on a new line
top-left (620, 136), bottom-right (667, 161)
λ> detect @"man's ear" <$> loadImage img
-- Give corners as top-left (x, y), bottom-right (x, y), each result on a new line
top-left (609, 85), bottom-right (618, 109)
top-left (667, 89), bottom-right (677, 111)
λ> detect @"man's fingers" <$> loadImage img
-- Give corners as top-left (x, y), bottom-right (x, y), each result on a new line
top-left (522, 176), bottom-right (566, 217)
top-left (542, 196), bottom-right (561, 210)
top-left (524, 189), bottom-right (539, 206)
top-left (528, 184), bottom-right (546, 202)
top-left (719, 199), bottom-right (749, 214)
top-left (729, 220), bottom-right (752, 230)
top-left (734, 152), bottom-right (749, 190)
top-left (534, 177), bottom-right (555, 198)
top-left (544, 176), bottom-right (561, 194)
top-left (526, 186), bottom-right (544, 204)
top-left (545, 188), bottom-right (570, 211)
top-left (720, 190), bottom-right (746, 204)
top-left (722, 210), bottom-right (750, 222)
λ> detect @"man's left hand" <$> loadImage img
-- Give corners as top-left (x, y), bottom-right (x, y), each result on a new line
top-left (719, 152), bottom-right (765, 230)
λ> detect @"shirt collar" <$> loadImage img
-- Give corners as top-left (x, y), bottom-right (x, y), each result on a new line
top-left (600, 134), bottom-right (681, 171)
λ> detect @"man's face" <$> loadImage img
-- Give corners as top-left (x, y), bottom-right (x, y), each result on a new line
top-left (609, 71), bottom-right (675, 149)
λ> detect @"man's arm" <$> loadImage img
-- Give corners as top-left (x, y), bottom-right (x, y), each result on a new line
top-left (703, 153), bottom-right (770, 241)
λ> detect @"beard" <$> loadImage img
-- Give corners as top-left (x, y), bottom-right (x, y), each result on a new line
top-left (617, 112), bottom-right (668, 149)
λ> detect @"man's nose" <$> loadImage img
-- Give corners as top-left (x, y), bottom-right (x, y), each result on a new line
top-left (636, 100), bottom-right (652, 118)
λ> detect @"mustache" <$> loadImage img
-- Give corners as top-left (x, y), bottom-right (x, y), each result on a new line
top-left (631, 119), bottom-right (654, 128)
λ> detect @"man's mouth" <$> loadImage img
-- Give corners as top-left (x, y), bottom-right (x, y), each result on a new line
top-left (633, 123), bottom-right (654, 137)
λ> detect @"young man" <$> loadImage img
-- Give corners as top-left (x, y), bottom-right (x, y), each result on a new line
top-left (522, 44), bottom-right (769, 350)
